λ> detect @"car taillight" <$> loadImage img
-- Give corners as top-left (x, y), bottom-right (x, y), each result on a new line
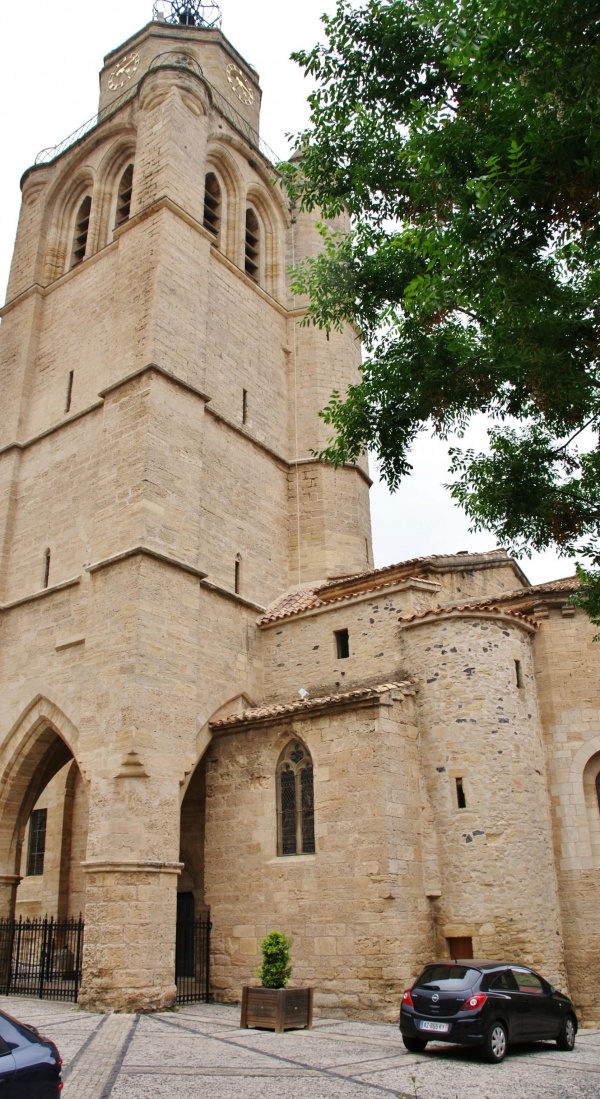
top-left (464, 993), bottom-right (487, 1011)
top-left (58, 1085), bottom-right (63, 1092)
top-left (402, 988), bottom-right (414, 1007)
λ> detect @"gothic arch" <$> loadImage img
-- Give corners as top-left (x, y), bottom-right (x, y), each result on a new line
top-left (204, 143), bottom-right (244, 261)
top-left (43, 171), bottom-right (95, 282)
top-left (96, 135), bottom-right (137, 246)
top-left (583, 748), bottom-right (600, 866)
top-left (245, 183), bottom-right (285, 299)
top-left (0, 696), bottom-right (83, 879)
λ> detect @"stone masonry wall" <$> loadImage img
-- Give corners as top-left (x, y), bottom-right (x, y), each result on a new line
top-left (401, 612), bottom-right (568, 989)
top-left (204, 692), bottom-right (433, 1021)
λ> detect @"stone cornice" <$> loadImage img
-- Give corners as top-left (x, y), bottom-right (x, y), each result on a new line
top-left (86, 545), bottom-right (208, 580)
top-left (0, 577), bottom-right (81, 615)
top-left (399, 607), bottom-right (538, 634)
top-left (200, 578), bottom-right (265, 613)
top-left (82, 860), bottom-right (184, 875)
top-left (98, 362), bottom-right (210, 404)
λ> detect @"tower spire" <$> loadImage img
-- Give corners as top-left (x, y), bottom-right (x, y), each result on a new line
top-left (153, 0), bottom-right (222, 27)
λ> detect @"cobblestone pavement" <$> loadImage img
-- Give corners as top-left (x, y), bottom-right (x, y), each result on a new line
top-left (2, 997), bottom-right (599, 1099)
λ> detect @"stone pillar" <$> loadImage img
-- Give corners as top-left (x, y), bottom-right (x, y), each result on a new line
top-left (0, 875), bottom-right (21, 919)
top-left (78, 860), bottom-right (182, 1013)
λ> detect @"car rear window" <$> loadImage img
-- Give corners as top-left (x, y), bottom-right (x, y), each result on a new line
top-left (415, 965), bottom-right (480, 991)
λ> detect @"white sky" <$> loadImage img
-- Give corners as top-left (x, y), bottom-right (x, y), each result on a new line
top-left (0, 0), bottom-right (570, 585)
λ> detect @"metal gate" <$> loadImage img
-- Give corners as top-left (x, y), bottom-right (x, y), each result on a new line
top-left (175, 912), bottom-right (211, 1003)
top-left (0, 915), bottom-right (84, 1002)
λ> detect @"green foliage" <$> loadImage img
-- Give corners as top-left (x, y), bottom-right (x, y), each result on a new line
top-left (284, 0), bottom-right (600, 618)
top-left (256, 931), bottom-right (292, 989)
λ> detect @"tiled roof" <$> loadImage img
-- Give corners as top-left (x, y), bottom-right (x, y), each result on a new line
top-left (210, 681), bottom-right (416, 730)
top-left (399, 602), bottom-right (538, 629)
top-left (259, 549), bottom-right (524, 625)
top-left (474, 575), bottom-right (579, 605)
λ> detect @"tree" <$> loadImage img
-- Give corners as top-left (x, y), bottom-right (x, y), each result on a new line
top-left (282, 0), bottom-right (600, 618)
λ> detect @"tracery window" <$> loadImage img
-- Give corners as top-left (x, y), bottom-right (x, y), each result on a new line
top-left (277, 740), bottom-right (315, 856)
top-left (26, 808), bottom-right (47, 877)
top-left (115, 164), bottom-right (134, 226)
top-left (203, 172), bottom-right (221, 241)
top-left (71, 196), bottom-right (92, 266)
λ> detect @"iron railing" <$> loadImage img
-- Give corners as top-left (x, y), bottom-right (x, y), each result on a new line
top-left (0, 916), bottom-right (84, 1002)
top-left (175, 916), bottom-right (211, 1003)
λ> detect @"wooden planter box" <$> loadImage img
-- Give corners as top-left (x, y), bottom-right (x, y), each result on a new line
top-left (240, 986), bottom-right (314, 1032)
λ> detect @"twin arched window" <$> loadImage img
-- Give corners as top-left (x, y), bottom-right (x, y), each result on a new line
top-left (68, 162), bottom-right (134, 271)
top-left (203, 173), bottom-right (264, 286)
top-left (277, 740), bottom-right (315, 856)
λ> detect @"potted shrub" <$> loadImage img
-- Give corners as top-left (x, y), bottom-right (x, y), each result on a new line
top-left (240, 931), bottom-right (313, 1032)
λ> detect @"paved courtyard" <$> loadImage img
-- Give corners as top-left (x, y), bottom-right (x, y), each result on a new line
top-left (2, 996), bottom-right (599, 1099)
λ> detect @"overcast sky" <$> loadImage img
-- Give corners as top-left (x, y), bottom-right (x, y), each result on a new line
top-left (0, 0), bottom-right (570, 584)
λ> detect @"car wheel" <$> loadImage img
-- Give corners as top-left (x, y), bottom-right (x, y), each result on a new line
top-left (556, 1015), bottom-right (576, 1051)
top-left (402, 1035), bottom-right (428, 1053)
top-left (481, 1022), bottom-right (508, 1063)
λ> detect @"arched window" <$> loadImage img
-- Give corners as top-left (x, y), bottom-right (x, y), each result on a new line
top-left (245, 207), bottom-right (260, 282)
top-left (71, 196), bottom-right (92, 266)
top-left (115, 164), bottom-right (134, 226)
top-left (203, 172), bottom-right (221, 242)
top-left (277, 740), bottom-right (315, 856)
top-left (234, 554), bottom-right (242, 595)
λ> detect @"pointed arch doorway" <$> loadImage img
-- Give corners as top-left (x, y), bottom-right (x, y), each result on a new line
top-left (0, 702), bottom-right (88, 1001)
top-left (176, 755), bottom-right (211, 1003)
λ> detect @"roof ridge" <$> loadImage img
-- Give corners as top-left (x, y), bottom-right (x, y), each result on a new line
top-left (210, 680), bottom-right (416, 728)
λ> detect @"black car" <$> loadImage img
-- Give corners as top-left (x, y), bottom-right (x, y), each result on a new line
top-left (0, 1007), bottom-right (62, 1096)
top-left (400, 961), bottom-right (577, 1063)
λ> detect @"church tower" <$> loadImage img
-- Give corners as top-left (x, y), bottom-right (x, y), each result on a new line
top-left (0, 1), bottom-right (372, 1011)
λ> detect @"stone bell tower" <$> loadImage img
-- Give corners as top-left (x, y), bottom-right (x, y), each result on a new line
top-left (0, 0), bottom-right (372, 1011)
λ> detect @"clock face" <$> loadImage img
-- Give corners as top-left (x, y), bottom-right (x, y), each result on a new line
top-left (226, 63), bottom-right (254, 106)
top-left (108, 52), bottom-right (140, 92)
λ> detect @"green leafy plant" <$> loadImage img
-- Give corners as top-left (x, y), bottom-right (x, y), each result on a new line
top-left (256, 930), bottom-right (292, 989)
top-left (283, 0), bottom-right (600, 621)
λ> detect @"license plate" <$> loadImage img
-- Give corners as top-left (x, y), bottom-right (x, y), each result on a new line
top-left (420, 1021), bottom-right (450, 1033)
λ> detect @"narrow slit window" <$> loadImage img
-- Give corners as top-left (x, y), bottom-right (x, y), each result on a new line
top-left (43, 548), bottom-right (51, 589)
top-left (245, 208), bottom-right (260, 282)
top-left (26, 808), bottom-right (47, 877)
top-left (455, 777), bottom-right (467, 809)
top-left (242, 389), bottom-right (248, 424)
top-left (277, 741), bottom-right (316, 856)
top-left (234, 555), bottom-right (241, 595)
top-left (335, 628), bottom-right (350, 659)
top-left (203, 172), bottom-right (221, 241)
top-left (596, 771), bottom-right (600, 814)
top-left (515, 659), bottom-right (524, 688)
top-left (65, 370), bottom-right (74, 413)
top-left (71, 196), bottom-right (92, 266)
top-left (115, 164), bottom-right (134, 226)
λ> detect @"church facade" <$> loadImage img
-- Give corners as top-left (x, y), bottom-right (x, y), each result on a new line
top-left (0, 8), bottom-right (599, 1023)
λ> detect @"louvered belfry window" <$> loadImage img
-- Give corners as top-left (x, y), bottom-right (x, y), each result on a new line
top-left (277, 741), bottom-right (316, 856)
top-left (116, 164), bottom-right (134, 226)
top-left (245, 208), bottom-right (260, 281)
top-left (203, 172), bottom-right (221, 241)
top-left (71, 196), bottom-right (92, 266)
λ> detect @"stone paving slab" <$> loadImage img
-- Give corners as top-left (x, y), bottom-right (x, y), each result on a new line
top-left (1, 997), bottom-right (599, 1099)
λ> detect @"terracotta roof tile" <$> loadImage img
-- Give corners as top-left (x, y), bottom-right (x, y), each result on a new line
top-left (210, 681), bottom-right (416, 730)
top-left (259, 549), bottom-right (523, 625)
top-left (399, 602), bottom-right (538, 629)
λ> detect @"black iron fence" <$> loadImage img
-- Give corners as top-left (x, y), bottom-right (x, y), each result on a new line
top-left (0, 916), bottom-right (84, 1002)
top-left (175, 916), bottom-right (211, 1003)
